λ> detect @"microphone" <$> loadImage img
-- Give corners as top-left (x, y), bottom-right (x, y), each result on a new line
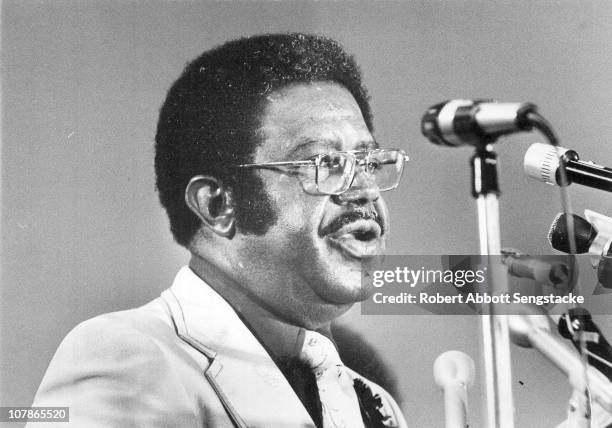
top-left (549, 211), bottom-right (612, 288)
top-left (508, 305), bottom-right (612, 413)
top-left (524, 142), bottom-right (612, 192)
top-left (502, 249), bottom-right (571, 289)
top-left (548, 212), bottom-right (598, 254)
top-left (558, 308), bottom-right (612, 381)
top-left (549, 211), bottom-right (612, 287)
top-left (421, 99), bottom-right (537, 147)
top-left (434, 350), bottom-right (475, 428)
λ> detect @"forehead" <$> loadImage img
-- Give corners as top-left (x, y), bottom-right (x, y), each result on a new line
top-left (255, 82), bottom-right (374, 161)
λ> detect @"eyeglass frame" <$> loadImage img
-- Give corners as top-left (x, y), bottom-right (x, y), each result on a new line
top-left (234, 148), bottom-right (409, 195)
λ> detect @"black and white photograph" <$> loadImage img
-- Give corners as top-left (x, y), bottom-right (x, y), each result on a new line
top-left (2, 1), bottom-right (612, 427)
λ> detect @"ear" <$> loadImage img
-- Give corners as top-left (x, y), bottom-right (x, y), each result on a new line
top-left (185, 175), bottom-right (235, 238)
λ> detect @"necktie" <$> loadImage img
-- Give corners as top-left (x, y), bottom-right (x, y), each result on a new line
top-left (299, 330), bottom-right (365, 428)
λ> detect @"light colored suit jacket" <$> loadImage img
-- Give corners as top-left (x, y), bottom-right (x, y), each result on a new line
top-left (30, 267), bottom-right (408, 427)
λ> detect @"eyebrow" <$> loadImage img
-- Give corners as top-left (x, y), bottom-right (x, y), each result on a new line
top-left (287, 138), bottom-right (379, 158)
top-left (356, 139), bottom-right (380, 150)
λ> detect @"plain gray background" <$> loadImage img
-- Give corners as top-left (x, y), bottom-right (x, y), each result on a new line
top-left (2, 1), bottom-right (612, 427)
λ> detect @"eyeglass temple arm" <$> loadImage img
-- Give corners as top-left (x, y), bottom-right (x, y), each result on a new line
top-left (236, 161), bottom-right (316, 173)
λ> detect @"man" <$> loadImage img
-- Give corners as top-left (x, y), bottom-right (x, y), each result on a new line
top-left (30, 33), bottom-right (408, 427)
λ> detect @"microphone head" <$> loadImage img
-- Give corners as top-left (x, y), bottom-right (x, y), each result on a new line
top-left (421, 100), bottom-right (467, 147)
top-left (548, 213), bottom-right (597, 253)
top-left (433, 350), bottom-right (475, 389)
top-left (598, 255), bottom-right (612, 289)
top-left (422, 100), bottom-right (535, 147)
top-left (523, 143), bottom-right (571, 186)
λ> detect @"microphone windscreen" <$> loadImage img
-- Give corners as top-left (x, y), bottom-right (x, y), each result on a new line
top-left (548, 213), bottom-right (597, 253)
top-left (433, 350), bottom-right (475, 388)
top-left (598, 255), bottom-right (612, 288)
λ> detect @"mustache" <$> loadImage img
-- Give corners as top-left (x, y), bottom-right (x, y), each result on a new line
top-left (320, 209), bottom-right (384, 237)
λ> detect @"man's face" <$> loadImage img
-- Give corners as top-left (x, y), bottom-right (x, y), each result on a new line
top-left (232, 82), bottom-right (390, 323)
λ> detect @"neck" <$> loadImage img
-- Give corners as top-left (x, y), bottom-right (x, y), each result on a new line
top-left (188, 252), bottom-right (349, 330)
top-left (188, 253), bottom-right (243, 298)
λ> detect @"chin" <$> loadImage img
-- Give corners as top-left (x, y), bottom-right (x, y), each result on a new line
top-left (312, 264), bottom-right (376, 305)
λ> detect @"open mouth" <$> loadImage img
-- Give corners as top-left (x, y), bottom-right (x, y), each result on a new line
top-left (321, 212), bottom-right (384, 259)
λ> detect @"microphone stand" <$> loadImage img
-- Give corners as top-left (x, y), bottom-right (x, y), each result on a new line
top-left (471, 146), bottom-right (515, 428)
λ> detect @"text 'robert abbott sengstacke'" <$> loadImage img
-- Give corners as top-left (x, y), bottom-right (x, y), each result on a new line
top-left (361, 255), bottom-right (592, 315)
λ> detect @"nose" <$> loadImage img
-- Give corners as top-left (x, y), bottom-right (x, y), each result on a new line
top-left (333, 165), bottom-right (380, 205)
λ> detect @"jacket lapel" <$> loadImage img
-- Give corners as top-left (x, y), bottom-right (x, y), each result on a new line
top-left (161, 267), bottom-right (315, 428)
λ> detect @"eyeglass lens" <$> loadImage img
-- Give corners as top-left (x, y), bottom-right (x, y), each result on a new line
top-left (315, 150), bottom-right (404, 194)
top-left (316, 153), bottom-right (355, 194)
top-left (368, 150), bottom-right (404, 191)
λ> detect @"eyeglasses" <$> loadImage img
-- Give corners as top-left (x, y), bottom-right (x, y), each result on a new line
top-left (236, 149), bottom-right (408, 195)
